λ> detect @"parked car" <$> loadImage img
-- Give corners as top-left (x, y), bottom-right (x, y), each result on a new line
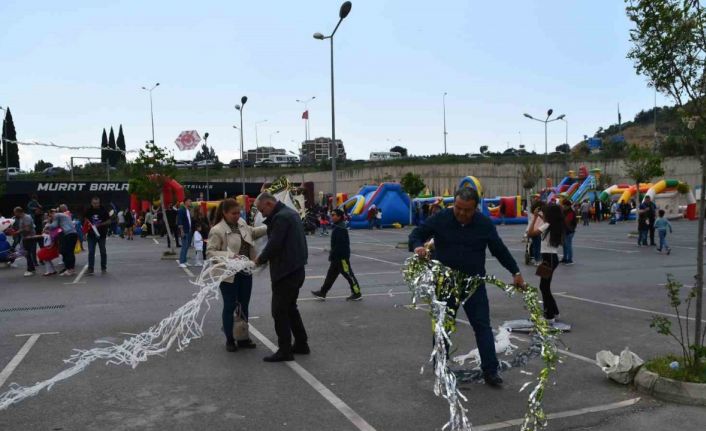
top-left (254, 158), bottom-right (274, 168)
top-left (467, 153), bottom-right (489, 159)
top-left (228, 159), bottom-right (253, 168)
top-left (193, 159), bottom-right (217, 168)
top-left (0, 167), bottom-right (25, 177)
top-left (42, 166), bottom-right (68, 177)
top-left (175, 160), bottom-right (194, 169)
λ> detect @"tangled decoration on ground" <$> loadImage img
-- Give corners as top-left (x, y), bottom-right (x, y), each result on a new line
top-left (0, 256), bottom-right (255, 411)
top-left (403, 255), bottom-right (560, 431)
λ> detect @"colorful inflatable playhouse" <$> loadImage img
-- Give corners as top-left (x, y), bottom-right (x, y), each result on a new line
top-left (413, 176), bottom-right (528, 225)
top-left (339, 183), bottom-right (411, 229)
top-left (543, 166), bottom-right (600, 204)
top-left (599, 179), bottom-right (697, 220)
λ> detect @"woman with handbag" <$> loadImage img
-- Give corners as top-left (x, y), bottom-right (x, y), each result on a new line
top-left (207, 198), bottom-right (267, 352)
top-left (527, 202), bottom-right (564, 323)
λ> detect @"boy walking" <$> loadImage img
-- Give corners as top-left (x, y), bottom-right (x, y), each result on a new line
top-left (311, 209), bottom-right (362, 301)
top-left (655, 209), bottom-right (673, 254)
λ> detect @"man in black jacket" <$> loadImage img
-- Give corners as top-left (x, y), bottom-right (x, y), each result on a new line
top-left (311, 209), bottom-right (362, 301)
top-left (409, 187), bottom-right (525, 387)
top-left (254, 192), bottom-right (309, 362)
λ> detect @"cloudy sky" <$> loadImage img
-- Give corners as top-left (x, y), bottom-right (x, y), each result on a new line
top-left (2, 0), bottom-right (668, 170)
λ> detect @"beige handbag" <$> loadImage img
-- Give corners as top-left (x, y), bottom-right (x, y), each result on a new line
top-left (233, 304), bottom-right (249, 341)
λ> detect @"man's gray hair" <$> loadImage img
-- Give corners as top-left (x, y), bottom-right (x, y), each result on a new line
top-left (255, 192), bottom-right (277, 204)
top-left (454, 187), bottom-right (480, 203)
top-left (58, 204), bottom-right (68, 212)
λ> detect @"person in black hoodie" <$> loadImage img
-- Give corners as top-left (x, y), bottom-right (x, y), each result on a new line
top-left (311, 209), bottom-right (362, 301)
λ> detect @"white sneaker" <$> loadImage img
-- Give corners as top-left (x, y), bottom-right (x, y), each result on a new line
top-left (179, 263), bottom-right (188, 268)
top-left (10, 262), bottom-right (19, 268)
top-left (23, 271), bottom-right (35, 277)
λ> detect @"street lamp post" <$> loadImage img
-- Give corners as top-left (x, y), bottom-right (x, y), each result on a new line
top-left (523, 109), bottom-right (565, 181)
top-left (140, 83), bottom-right (160, 143)
top-left (296, 96), bottom-right (316, 141)
top-left (203, 132), bottom-right (210, 201)
top-left (314, 0), bottom-right (352, 204)
top-left (269, 130), bottom-right (280, 147)
top-left (254, 119), bottom-right (268, 159)
top-left (235, 96), bottom-right (248, 196)
top-left (0, 106), bottom-right (6, 181)
top-left (443, 92), bottom-right (448, 155)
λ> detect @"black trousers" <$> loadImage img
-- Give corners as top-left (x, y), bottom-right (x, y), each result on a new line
top-left (320, 258), bottom-right (361, 295)
top-left (271, 268), bottom-right (308, 353)
top-left (60, 233), bottom-right (78, 270)
top-left (539, 253), bottom-right (560, 319)
top-left (649, 221), bottom-right (656, 245)
top-left (22, 238), bottom-right (37, 272)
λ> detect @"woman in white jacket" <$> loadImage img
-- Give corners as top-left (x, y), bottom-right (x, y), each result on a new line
top-left (207, 198), bottom-right (267, 352)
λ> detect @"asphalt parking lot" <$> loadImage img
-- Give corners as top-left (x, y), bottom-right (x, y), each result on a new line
top-left (1, 220), bottom-right (705, 430)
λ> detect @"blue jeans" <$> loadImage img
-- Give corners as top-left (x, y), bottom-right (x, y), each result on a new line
top-left (562, 232), bottom-right (574, 262)
top-left (531, 236), bottom-right (541, 262)
top-left (87, 234), bottom-right (107, 270)
top-left (179, 232), bottom-right (192, 264)
top-left (658, 230), bottom-right (669, 250)
top-left (638, 230), bottom-right (648, 246)
top-left (220, 274), bottom-right (253, 342)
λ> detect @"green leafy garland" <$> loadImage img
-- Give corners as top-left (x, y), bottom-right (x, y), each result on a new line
top-left (403, 255), bottom-right (559, 431)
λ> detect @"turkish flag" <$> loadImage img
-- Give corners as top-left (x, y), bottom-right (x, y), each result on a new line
top-left (302, 110), bottom-right (309, 120)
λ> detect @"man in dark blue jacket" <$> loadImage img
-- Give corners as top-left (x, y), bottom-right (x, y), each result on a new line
top-left (254, 192), bottom-right (309, 362)
top-left (408, 187), bottom-right (525, 387)
top-left (176, 197), bottom-right (193, 268)
top-left (311, 209), bottom-right (362, 301)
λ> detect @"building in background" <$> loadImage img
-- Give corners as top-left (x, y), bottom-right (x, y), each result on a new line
top-left (299, 137), bottom-right (346, 164)
top-left (245, 146), bottom-right (287, 163)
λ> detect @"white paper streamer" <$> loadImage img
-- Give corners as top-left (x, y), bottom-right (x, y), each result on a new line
top-left (0, 255), bottom-right (255, 410)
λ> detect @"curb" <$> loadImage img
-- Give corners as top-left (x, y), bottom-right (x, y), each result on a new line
top-left (634, 367), bottom-right (706, 406)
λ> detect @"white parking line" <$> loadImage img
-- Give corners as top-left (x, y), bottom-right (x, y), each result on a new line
top-left (181, 265), bottom-right (195, 277)
top-left (248, 325), bottom-right (377, 431)
top-left (555, 293), bottom-right (706, 323)
top-left (0, 333), bottom-right (58, 388)
top-left (309, 246), bottom-right (403, 266)
top-left (305, 271), bottom-right (400, 280)
top-left (475, 398), bottom-right (641, 430)
top-left (299, 290), bottom-right (409, 301)
top-left (72, 265), bottom-right (89, 284)
top-left (152, 238), bottom-right (159, 245)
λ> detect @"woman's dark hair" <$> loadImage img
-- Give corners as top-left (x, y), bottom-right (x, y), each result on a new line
top-left (214, 198), bottom-right (240, 225)
top-left (544, 203), bottom-right (565, 248)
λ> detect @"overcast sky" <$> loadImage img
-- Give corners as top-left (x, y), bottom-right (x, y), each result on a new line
top-left (2, 0), bottom-right (669, 170)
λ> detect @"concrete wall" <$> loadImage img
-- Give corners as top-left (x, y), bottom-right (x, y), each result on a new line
top-left (219, 156), bottom-right (702, 198)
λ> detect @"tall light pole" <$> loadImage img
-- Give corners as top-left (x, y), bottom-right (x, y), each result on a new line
top-left (314, 0), bottom-right (352, 204)
top-left (141, 83), bottom-right (160, 143)
top-left (203, 132), bottom-right (210, 201)
top-left (560, 117), bottom-right (568, 148)
top-left (269, 130), bottom-right (280, 147)
top-left (523, 109), bottom-right (565, 181)
top-left (443, 92), bottom-right (448, 155)
top-left (254, 119), bottom-right (268, 158)
top-left (235, 96), bottom-right (248, 196)
top-left (296, 96), bottom-right (316, 141)
top-left (0, 106), bottom-right (6, 181)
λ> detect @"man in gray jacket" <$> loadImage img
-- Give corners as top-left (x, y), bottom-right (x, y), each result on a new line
top-left (254, 192), bottom-right (309, 362)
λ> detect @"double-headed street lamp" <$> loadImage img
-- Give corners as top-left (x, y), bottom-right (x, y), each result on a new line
top-left (523, 109), bottom-right (565, 180)
top-left (313, 0), bottom-right (352, 203)
top-left (140, 83), bottom-right (160, 144)
top-left (254, 119), bottom-right (268, 154)
top-left (235, 96), bottom-right (248, 196)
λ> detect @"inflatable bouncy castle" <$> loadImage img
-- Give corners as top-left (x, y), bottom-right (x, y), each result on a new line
top-left (339, 183), bottom-right (411, 229)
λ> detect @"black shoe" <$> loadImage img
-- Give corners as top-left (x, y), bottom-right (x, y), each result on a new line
top-left (225, 341), bottom-right (238, 352)
top-left (292, 343), bottom-right (310, 355)
top-left (311, 290), bottom-right (326, 301)
top-left (483, 372), bottom-right (503, 387)
top-left (346, 292), bottom-right (362, 301)
top-left (263, 351), bottom-right (294, 362)
top-left (87, 268), bottom-right (94, 275)
top-left (237, 339), bottom-right (257, 349)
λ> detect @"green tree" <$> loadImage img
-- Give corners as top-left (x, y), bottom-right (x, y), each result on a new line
top-left (2, 107), bottom-right (19, 168)
top-left (626, 0), bottom-right (706, 367)
top-left (128, 142), bottom-right (178, 254)
top-left (34, 160), bottom-right (53, 172)
top-left (520, 163), bottom-right (543, 191)
top-left (624, 145), bottom-right (665, 203)
top-left (400, 172), bottom-right (425, 197)
top-left (108, 127), bottom-right (117, 167)
top-left (390, 145), bottom-right (408, 157)
top-left (116, 125), bottom-right (127, 165)
top-left (100, 128), bottom-right (108, 165)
